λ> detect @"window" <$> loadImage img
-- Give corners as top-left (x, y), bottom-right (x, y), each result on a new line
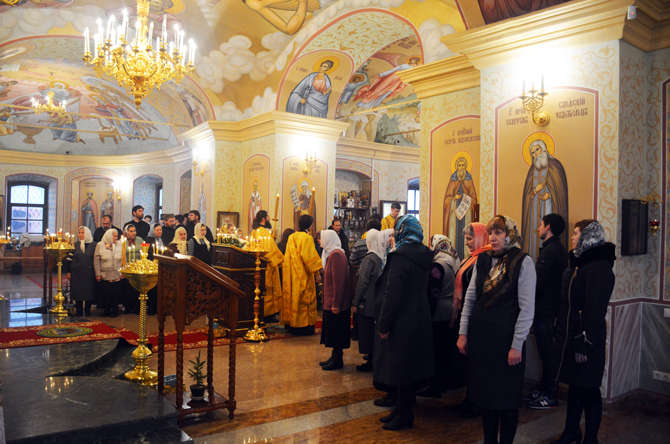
top-left (157, 184), bottom-right (163, 221)
top-left (407, 178), bottom-right (419, 220)
top-left (8, 183), bottom-right (47, 234)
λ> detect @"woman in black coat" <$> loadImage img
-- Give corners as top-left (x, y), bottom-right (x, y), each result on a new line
top-left (373, 215), bottom-right (434, 430)
top-left (552, 220), bottom-right (615, 444)
top-left (187, 223), bottom-right (212, 265)
top-left (65, 226), bottom-right (97, 316)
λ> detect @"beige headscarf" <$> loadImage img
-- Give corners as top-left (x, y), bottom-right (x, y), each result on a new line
top-left (78, 226), bottom-right (93, 253)
top-left (170, 226), bottom-right (188, 254)
top-left (194, 222), bottom-right (210, 249)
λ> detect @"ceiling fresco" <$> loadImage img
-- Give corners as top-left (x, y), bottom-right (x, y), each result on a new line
top-left (0, 0), bottom-right (467, 154)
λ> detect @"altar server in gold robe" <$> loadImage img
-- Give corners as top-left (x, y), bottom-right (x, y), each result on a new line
top-left (251, 210), bottom-right (284, 320)
top-left (282, 214), bottom-right (322, 335)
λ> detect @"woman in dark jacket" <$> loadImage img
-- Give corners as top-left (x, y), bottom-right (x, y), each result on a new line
top-left (552, 220), bottom-right (615, 444)
top-left (458, 215), bottom-right (536, 444)
top-left (373, 215), bottom-right (434, 430)
top-left (187, 223), bottom-right (212, 265)
top-left (65, 226), bottom-right (97, 316)
top-left (351, 228), bottom-right (389, 372)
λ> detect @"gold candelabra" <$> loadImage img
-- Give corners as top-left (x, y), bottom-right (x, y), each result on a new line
top-left (520, 77), bottom-right (550, 127)
top-left (43, 230), bottom-right (75, 316)
top-left (120, 242), bottom-right (159, 386)
top-left (31, 91), bottom-right (72, 122)
top-left (243, 235), bottom-right (273, 343)
top-left (82, 0), bottom-right (196, 108)
top-left (303, 152), bottom-right (317, 176)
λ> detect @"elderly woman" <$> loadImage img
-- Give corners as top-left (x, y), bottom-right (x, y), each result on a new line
top-left (94, 229), bottom-right (123, 317)
top-left (187, 223), bottom-right (212, 265)
top-left (319, 229), bottom-right (351, 371)
top-left (373, 215), bottom-right (434, 431)
top-left (417, 234), bottom-right (460, 398)
top-left (552, 220), bottom-right (615, 444)
top-left (65, 226), bottom-right (97, 316)
top-left (169, 226), bottom-right (188, 255)
top-left (457, 215), bottom-right (536, 444)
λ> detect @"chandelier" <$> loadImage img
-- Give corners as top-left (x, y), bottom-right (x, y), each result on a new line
top-left (82, 0), bottom-right (196, 108)
top-left (31, 91), bottom-right (71, 121)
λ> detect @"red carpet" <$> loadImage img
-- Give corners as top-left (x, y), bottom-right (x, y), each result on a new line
top-left (0, 321), bottom-right (123, 349)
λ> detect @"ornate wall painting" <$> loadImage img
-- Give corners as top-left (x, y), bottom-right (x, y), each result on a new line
top-left (242, 154), bottom-right (270, 234)
top-left (77, 178), bottom-right (114, 232)
top-left (336, 36), bottom-right (422, 148)
top-left (278, 50), bottom-right (354, 120)
top-left (0, 37), bottom-right (212, 155)
top-left (495, 87), bottom-right (598, 260)
top-left (429, 115), bottom-right (480, 259)
top-left (281, 156), bottom-right (327, 238)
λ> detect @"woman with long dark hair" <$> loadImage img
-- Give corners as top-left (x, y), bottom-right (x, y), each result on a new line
top-left (457, 215), bottom-right (536, 444)
top-left (552, 220), bottom-right (615, 444)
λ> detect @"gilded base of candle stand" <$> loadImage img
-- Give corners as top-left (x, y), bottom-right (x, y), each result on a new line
top-left (243, 250), bottom-right (268, 343)
top-left (44, 242), bottom-right (74, 317)
top-left (121, 261), bottom-right (159, 386)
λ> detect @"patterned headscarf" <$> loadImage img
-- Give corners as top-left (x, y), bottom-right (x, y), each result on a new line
top-left (431, 234), bottom-right (460, 272)
top-left (574, 220), bottom-right (606, 258)
top-left (394, 215), bottom-right (423, 249)
top-left (487, 214), bottom-right (522, 253)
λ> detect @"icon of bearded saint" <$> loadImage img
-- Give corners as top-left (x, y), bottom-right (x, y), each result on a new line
top-left (521, 139), bottom-right (569, 260)
top-left (443, 156), bottom-right (478, 259)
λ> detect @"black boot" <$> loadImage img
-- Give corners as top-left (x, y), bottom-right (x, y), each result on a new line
top-left (583, 388), bottom-right (602, 444)
top-left (322, 348), bottom-right (343, 370)
top-left (482, 410), bottom-right (500, 444)
top-left (383, 386), bottom-right (414, 430)
top-left (552, 385), bottom-right (584, 444)
top-left (499, 409), bottom-right (519, 444)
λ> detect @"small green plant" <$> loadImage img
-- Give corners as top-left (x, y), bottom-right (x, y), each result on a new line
top-left (187, 351), bottom-right (207, 386)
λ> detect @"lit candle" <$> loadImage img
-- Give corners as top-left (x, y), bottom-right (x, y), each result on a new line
top-left (121, 8), bottom-right (129, 42)
top-left (134, 19), bottom-right (141, 46)
top-left (106, 15), bottom-right (115, 42)
top-left (148, 21), bottom-right (154, 47)
top-left (541, 75), bottom-right (544, 93)
top-left (274, 193), bottom-right (280, 220)
top-left (522, 80), bottom-right (525, 98)
top-left (161, 15), bottom-right (167, 45)
top-left (83, 27), bottom-right (90, 54)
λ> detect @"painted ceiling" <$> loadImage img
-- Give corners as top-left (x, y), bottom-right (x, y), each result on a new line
top-left (0, 0), bottom-right (471, 154)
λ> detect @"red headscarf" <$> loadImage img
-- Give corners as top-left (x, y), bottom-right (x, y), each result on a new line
top-left (452, 223), bottom-right (491, 325)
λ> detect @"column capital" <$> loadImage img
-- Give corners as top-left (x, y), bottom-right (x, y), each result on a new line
top-left (396, 55), bottom-right (479, 99)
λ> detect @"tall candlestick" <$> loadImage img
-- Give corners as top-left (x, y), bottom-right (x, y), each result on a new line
top-left (274, 193), bottom-right (280, 220)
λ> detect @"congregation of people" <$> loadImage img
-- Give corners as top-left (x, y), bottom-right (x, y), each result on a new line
top-left (64, 198), bottom-right (615, 443)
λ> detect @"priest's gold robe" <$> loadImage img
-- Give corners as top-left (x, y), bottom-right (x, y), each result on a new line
top-left (251, 227), bottom-right (284, 317)
top-left (281, 231), bottom-right (322, 327)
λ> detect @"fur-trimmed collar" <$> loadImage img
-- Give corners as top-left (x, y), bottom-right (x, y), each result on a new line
top-left (573, 242), bottom-right (616, 268)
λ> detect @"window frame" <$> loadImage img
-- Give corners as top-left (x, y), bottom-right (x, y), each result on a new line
top-left (407, 178), bottom-right (419, 218)
top-left (7, 182), bottom-right (48, 235)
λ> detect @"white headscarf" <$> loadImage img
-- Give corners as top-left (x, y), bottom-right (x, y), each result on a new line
top-left (365, 229), bottom-right (385, 264)
top-left (78, 226), bottom-right (93, 253)
top-left (101, 228), bottom-right (118, 253)
top-left (194, 222), bottom-right (210, 249)
top-left (320, 229), bottom-right (343, 268)
top-left (170, 226), bottom-right (188, 254)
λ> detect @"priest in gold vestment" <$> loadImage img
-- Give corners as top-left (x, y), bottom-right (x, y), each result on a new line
top-left (282, 214), bottom-right (322, 334)
top-left (250, 211), bottom-right (283, 318)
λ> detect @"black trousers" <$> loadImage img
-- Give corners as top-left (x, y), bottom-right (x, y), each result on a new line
top-left (482, 408), bottom-right (519, 444)
top-left (562, 385), bottom-right (602, 443)
top-left (534, 316), bottom-right (558, 397)
top-left (100, 280), bottom-right (122, 314)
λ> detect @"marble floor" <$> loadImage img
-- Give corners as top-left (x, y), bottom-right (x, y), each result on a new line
top-left (2, 272), bottom-right (670, 443)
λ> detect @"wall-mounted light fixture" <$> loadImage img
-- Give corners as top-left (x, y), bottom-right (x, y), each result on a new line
top-left (642, 192), bottom-right (662, 235)
top-left (303, 151), bottom-right (317, 176)
top-left (520, 76), bottom-right (550, 126)
top-left (192, 142), bottom-right (210, 177)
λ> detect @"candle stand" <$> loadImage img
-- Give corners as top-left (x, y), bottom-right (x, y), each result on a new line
top-left (44, 232), bottom-right (74, 316)
top-left (121, 244), bottom-right (159, 386)
top-left (243, 248), bottom-right (268, 343)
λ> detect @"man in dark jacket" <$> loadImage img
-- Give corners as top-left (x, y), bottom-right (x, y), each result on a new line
top-left (373, 215), bottom-right (434, 431)
top-left (328, 217), bottom-right (350, 259)
top-left (92, 215), bottom-right (122, 242)
top-left (529, 213), bottom-right (568, 409)
top-left (125, 205), bottom-right (150, 239)
top-left (186, 210), bottom-right (214, 242)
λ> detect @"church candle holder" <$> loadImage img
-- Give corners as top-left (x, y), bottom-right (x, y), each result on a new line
top-left (121, 244), bottom-right (159, 386)
top-left (243, 241), bottom-right (268, 343)
top-left (43, 230), bottom-right (75, 317)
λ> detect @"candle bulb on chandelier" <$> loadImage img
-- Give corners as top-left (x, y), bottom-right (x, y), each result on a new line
top-left (522, 80), bottom-right (525, 98)
top-left (541, 75), bottom-right (544, 94)
top-left (121, 9), bottom-right (129, 42)
top-left (83, 28), bottom-right (90, 54)
top-left (161, 15), bottom-right (167, 46)
top-left (106, 15), bottom-right (115, 42)
top-left (134, 19), bottom-right (141, 46)
top-left (147, 21), bottom-right (154, 47)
